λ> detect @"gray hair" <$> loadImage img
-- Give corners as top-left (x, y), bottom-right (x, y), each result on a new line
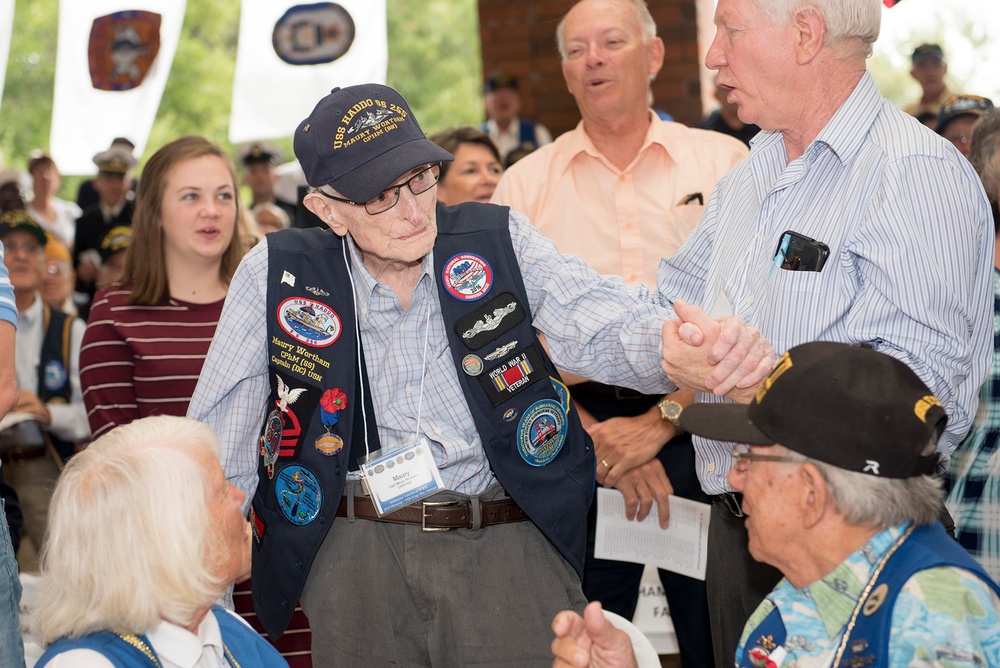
top-left (794, 437), bottom-right (942, 528)
top-left (33, 416), bottom-right (229, 644)
top-left (755, 0), bottom-right (881, 59)
top-left (556, 0), bottom-right (657, 61)
top-left (969, 109), bottom-right (1000, 202)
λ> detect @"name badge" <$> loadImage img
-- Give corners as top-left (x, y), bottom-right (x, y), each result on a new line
top-left (360, 439), bottom-right (445, 516)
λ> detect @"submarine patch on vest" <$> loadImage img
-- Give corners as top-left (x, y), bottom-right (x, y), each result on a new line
top-left (454, 292), bottom-right (525, 350)
top-left (442, 252), bottom-right (493, 301)
top-left (275, 464), bottom-right (323, 526)
top-left (277, 296), bottom-right (342, 347)
top-left (478, 344), bottom-right (546, 407)
top-left (517, 399), bottom-right (567, 466)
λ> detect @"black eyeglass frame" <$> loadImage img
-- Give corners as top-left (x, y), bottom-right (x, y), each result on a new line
top-left (315, 164), bottom-right (441, 215)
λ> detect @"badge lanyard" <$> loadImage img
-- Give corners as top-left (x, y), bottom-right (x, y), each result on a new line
top-left (342, 240), bottom-right (434, 461)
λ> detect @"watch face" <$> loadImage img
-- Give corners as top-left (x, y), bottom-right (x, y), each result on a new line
top-left (662, 401), bottom-right (682, 420)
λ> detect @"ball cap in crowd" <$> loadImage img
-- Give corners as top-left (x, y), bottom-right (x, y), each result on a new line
top-left (936, 94), bottom-right (995, 134)
top-left (236, 141), bottom-right (284, 167)
top-left (484, 70), bottom-right (519, 93)
top-left (99, 226), bottom-right (132, 263)
top-left (680, 341), bottom-right (944, 479)
top-left (911, 43), bottom-right (944, 65)
top-left (293, 84), bottom-right (453, 203)
top-left (0, 209), bottom-right (48, 246)
top-left (93, 148), bottom-right (137, 174)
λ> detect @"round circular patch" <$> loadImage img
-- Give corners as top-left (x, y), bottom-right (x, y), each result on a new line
top-left (442, 253), bottom-right (493, 301)
top-left (43, 360), bottom-right (68, 393)
top-left (502, 408), bottom-right (519, 423)
top-left (315, 432), bottom-right (343, 456)
top-left (274, 465), bottom-right (322, 526)
top-left (516, 399), bottom-right (567, 467)
top-left (277, 297), bottom-right (342, 347)
top-left (462, 354), bottom-right (484, 376)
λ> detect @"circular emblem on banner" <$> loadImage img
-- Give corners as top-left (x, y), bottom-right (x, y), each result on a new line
top-left (462, 354), bottom-right (484, 376)
top-left (277, 297), bottom-right (342, 347)
top-left (516, 399), bottom-right (567, 466)
top-left (442, 253), bottom-right (493, 301)
top-left (272, 3), bottom-right (356, 66)
top-left (275, 465), bottom-right (322, 526)
top-left (259, 408), bottom-right (283, 479)
top-left (43, 360), bottom-right (68, 393)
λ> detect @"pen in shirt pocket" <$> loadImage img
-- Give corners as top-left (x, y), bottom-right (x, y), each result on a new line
top-left (676, 192), bottom-right (703, 206)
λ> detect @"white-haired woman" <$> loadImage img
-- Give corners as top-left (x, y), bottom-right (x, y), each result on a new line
top-left (32, 416), bottom-right (287, 667)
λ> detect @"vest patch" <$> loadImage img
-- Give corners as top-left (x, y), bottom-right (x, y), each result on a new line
top-left (454, 292), bottom-right (525, 350)
top-left (275, 464), bottom-right (323, 526)
top-left (43, 360), bottom-right (68, 392)
top-left (277, 297), bottom-right (342, 347)
top-left (478, 344), bottom-right (545, 407)
top-left (517, 399), bottom-right (567, 466)
top-left (442, 252), bottom-right (493, 301)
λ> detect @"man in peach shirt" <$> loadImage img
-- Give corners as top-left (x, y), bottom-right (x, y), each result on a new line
top-left (491, 0), bottom-right (747, 664)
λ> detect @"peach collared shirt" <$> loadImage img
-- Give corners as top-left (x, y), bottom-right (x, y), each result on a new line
top-left (492, 114), bottom-right (748, 287)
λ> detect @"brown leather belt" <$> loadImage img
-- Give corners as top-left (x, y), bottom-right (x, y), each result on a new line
top-left (336, 495), bottom-right (529, 531)
top-left (0, 446), bottom-right (47, 465)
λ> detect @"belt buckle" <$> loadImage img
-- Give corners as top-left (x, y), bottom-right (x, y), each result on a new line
top-left (421, 500), bottom-right (459, 532)
top-left (721, 492), bottom-right (744, 518)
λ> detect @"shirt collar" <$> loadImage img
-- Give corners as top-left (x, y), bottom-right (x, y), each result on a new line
top-left (345, 233), bottom-right (434, 304)
top-left (806, 72), bottom-right (883, 166)
top-left (17, 293), bottom-right (42, 324)
top-left (145, 610), bottom-right (225, 668)
top-left (561, 110), bottom-right (675, 174)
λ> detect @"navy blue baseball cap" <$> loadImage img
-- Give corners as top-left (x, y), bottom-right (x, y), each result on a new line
top-left (293, 84), bottom-right (454, 203)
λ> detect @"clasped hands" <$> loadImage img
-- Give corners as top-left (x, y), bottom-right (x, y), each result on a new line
top-left (661, 299), bottom-right (774, 401)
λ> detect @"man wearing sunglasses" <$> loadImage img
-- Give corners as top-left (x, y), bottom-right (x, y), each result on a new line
top-left (553, 342), bottom-right (1000, 668)
top-left (189, 83), bottom-right (774, 666)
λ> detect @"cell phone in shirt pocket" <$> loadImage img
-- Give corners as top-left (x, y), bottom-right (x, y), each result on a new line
top-left (774, 231), bottom-right (830, 272)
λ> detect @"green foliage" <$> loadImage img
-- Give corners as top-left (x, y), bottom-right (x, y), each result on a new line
top-left (0, 0), bottom-right (482, 190)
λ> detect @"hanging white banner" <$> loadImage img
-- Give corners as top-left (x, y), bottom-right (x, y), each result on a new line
top-left (0, 0), bottom-right (14, 118)
top-left (50, 0), bottom-right (186, 175)
top-left (229, 0), bottom-right (387, 144)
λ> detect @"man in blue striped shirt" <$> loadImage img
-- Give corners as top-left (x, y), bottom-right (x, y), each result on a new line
top-left (655, 0), bottom-right (995, 664)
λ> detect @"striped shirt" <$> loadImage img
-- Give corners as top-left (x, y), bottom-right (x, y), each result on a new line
top-left (187, 212), bottom-right (673, 508)
top-left (655, 72), bottom-right (995, 495)
top-left (80, 286), bottom-right (224, 438)
top-left (946, 268), bottom-right (1000, 582)
top-left (0, 249), bottom-right (15, 327)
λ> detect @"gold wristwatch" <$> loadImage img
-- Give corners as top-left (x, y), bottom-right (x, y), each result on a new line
top-left (657, 397), bottom-right (684, 433)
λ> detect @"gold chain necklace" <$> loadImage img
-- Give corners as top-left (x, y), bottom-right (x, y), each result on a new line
top-left (115, 631), bottom-right (243, 668)
top-left (830, 523), bottom-right (917, 667)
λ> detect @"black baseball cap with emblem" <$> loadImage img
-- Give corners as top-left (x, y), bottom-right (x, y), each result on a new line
top-left (680, 341), bottom-right (944, 479)
top-left (236, 141), bottom-right (284, 167)
top-left (0, 209), bottom-right (48, 246)
top-left (293, 84), bottom-right (454, 203)
top-left (98, 225), bottom-right (132, 263)
top-left (484, 70), bottom-right (519, 93)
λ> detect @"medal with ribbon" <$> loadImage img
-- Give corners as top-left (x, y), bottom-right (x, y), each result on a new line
top-left (315, 388), bottom-right (348, 455)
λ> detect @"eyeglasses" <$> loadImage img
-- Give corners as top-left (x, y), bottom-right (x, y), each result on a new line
top-left (2, 240), bottom-right (42, 255)
top-left (316, 165), bottom-right (440, 215)
top-left (731, 449), bottom-right (801, 473)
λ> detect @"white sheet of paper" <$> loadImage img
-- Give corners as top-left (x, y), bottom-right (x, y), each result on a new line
top-left (593, 487), bottom-right (710, 581)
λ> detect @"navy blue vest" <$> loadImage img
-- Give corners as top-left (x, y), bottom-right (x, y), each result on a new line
top-left (38, 304), bottom-right (76, 463)
top-left (36, 605), bottom-right (286, 667)
top-left (480, 119), bottom-right (542, 151)
top-left (251, 202), bottom-right (594, 638)
top-left (739, 522), bottom-right (1000, 668)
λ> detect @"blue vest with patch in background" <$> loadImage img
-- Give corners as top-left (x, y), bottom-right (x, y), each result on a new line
top-left (738, 522), bottom-right (1000, 668)
top-left (38, 304), bottom-right (77, 463)
top-left (252, 201), bottom-right (595, 638)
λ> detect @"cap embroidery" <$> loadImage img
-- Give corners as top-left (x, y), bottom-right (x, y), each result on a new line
top-left (863, 460), bottom-right (880, 475)
top-left (755, 351), bottom-right (793, 404)
top-left (913, 395), bottom-right (942, 422)
top-left (333, 98), bottom-right (408, 151)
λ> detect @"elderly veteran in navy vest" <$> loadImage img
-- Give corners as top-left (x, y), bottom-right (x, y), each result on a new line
top-left (187, 83), bottom-right (774, 667)
top-left (33, 416), bottom-right (286, 667)
top-left (552, 342), bottom-right (1000, 668)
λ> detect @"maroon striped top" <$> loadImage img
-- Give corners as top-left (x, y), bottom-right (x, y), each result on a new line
top-left (80, 285), bottom-right (224, 438)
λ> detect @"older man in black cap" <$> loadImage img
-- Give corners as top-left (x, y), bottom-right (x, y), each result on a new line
top-left (903, 43), bottom-right (952, 120)
top-left (189, 83), bottom-right (773, 667)
top-left (481, 70), bottom-right (553, 162)
top-left (553, 342), bottom-right (1000, 668)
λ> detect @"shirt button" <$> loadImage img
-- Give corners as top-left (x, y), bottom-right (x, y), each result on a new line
top-left (745, 296), bottom-right (753, 305)
top-left (628, 274), bottom-right (638, 282)
top-left (400, 325), bottom-right (406, 332)
top-left (406, 387), bottom-right (412, 394)
top-left (434, 426), bottom-right (443, 436)
top-left (707, 462), bottom-right (716, 473)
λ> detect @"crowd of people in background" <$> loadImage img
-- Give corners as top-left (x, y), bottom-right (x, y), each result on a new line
top-left (0, 0), bottom-right (999, 666)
